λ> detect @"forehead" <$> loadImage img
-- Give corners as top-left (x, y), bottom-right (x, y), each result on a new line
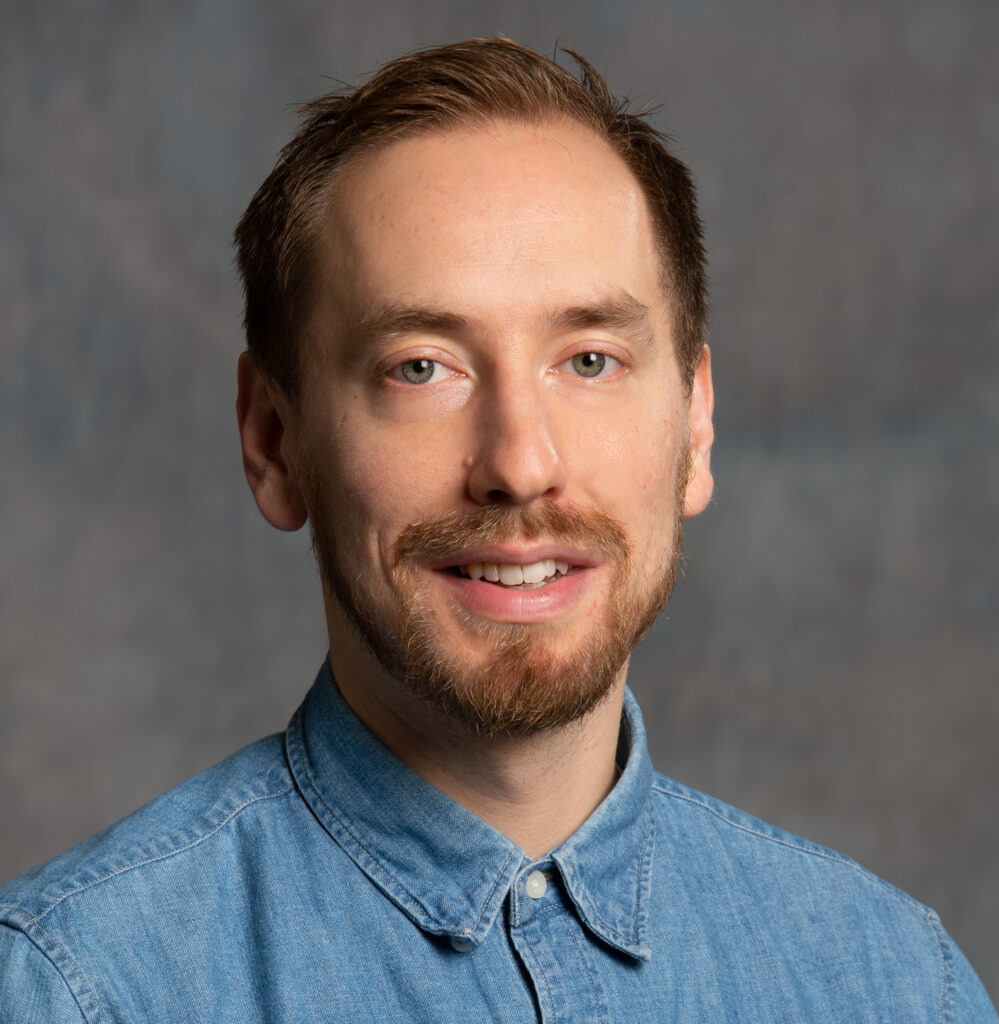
top-left (311, 119), bottom-right (665, 334)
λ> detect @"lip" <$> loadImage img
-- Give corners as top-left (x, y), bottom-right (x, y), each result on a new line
top-left (427, 562), bottom-right (600, 623)
top-left (425, 544), bottom-right (601, 572)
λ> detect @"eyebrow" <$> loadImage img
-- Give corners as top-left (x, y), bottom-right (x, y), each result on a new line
top-left (350, 304), bottom-right (475, 348)
top-left (348, 290), bottom-right (656, 352)
top-left (545, 292), bottom-right (655, 352)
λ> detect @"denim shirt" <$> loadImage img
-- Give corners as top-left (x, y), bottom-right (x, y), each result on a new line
top-left (1, 662), bottom-right (995, 1022)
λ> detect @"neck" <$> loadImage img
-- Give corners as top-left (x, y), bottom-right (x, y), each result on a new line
top-left (329, 637), bottom-right (627, 859)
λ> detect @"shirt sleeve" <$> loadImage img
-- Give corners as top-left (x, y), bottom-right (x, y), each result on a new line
top-left (0, 923), bottom-right (89, 1024)
top-left (938, 920), bottom-right (999, 1022)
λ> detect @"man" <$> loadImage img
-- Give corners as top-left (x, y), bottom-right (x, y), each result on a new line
top-left (0, 38), bottom-right (994, 1022)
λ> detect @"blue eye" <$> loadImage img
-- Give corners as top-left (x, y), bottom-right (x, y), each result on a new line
top-left (572, 352), bottom-right (605, 377)
top-left (397, 359), bottom-right (439, 384)
top-left (570, 352), bottom-right (621, 378)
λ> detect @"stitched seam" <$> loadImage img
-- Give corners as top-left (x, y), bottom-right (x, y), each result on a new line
top-left (286, 703), bottom-right (520, 933)
top-left (286, 716), bottom-right (448, 924)
top-left (32, 783), bottom-right (295, 922)
top-left (930, 910), bottom-right (955, 1024)
top-left (287, 722), bottom-right (423, 910)
top-left (572, 864), bottom-right (628, 944)
top-left (528, 903), bottom-right (612, 1023)
top-left (471, 848), bottom-right (517, 933)
top-left (566, 905), bottom-right (613, 1024)
top-left (632, 803), bottom-right (654, 947)
top-left (1, 916), bottom-right (101, 1023)
top-left (519, 908), bottom-right (556, 1017)
top-left (558, 855), bottom-right (637, 951)
top-left (939, 915), bottom-right (947, 1024)
top-left (652, 783), bottom-right (928, 916)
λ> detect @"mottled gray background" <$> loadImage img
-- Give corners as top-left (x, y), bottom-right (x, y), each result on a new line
top-left (2, 0), bottom-right (996, 998)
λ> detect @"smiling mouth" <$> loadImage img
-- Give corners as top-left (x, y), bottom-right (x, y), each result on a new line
top-left (454, 559), bottom-right (571, 590)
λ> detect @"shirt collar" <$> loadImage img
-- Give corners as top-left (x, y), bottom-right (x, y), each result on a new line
top-left (285, 659), bottom-right (654, 959)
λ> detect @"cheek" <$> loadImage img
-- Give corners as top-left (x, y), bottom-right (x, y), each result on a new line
top-left (319, 418), bottom-right (460, 537)
top-left (578, 410), bottom-right (681, 517)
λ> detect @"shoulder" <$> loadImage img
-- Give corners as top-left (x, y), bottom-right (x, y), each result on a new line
top-left (0, 733), bottom-right (294, 924)
top-left (649, 769), bottom-right (930, 918)
top-left (648, 772), bottom-right (998, 1020)
top-left (0, 734), bottom-right (299, 1020)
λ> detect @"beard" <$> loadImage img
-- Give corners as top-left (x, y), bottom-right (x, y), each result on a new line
top-left (303, 453), bottom-right (689, 738)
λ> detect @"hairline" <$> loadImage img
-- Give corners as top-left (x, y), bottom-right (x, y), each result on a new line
top-left (286, 112), bottom-right (690, 401)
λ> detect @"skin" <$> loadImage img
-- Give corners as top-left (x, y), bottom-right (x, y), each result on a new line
top-left (237, 118), bottom-right (714, 858)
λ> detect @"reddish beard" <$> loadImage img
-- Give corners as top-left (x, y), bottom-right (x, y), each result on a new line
top-left (304, 463), bottom-right (688, 738)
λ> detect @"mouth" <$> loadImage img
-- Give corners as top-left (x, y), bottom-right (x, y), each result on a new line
top-left (425, 549), bottom-right (597, 624)
top-left (454, 558), bottom-right (571, 590)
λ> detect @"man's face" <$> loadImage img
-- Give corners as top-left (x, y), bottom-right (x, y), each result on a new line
top-left (286, 119), bottom-right (712, 736)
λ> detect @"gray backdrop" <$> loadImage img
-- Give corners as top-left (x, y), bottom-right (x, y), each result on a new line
top-left (3, 0), bottom-right (996, 999)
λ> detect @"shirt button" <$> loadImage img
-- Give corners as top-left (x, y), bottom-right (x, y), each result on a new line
top-left (524, 870), bottom-right (547, 900)
top-left (450, 936), bottom-right (474, 952)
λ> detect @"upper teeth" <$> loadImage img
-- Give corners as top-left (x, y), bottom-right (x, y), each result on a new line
top-left (460, 559), bottom-right (570, 585)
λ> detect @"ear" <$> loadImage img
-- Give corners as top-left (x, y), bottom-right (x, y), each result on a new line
top-left (236, 352), bottom-right (309, 532)
top-left (682, 344), bottom-right (715, 518)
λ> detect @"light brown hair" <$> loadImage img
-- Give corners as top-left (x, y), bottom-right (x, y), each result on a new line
top-left (235, 37), bottom-right (707, 399)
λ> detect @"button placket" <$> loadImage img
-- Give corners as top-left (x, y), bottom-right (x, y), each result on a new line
top-left (506, 862), bottom-right (613, 1024)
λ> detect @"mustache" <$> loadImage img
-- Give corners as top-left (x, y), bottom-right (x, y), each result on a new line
top-left (393, 501), bottom-right (631, 566)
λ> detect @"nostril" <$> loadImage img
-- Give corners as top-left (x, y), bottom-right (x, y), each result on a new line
top-left (485, 489), bottom-right (516, 505)
top-left (464, 428), bottom-right (568, 507)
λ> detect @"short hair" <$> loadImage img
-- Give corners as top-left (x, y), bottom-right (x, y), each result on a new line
top-left (235, 37), bottom-right (707, 399)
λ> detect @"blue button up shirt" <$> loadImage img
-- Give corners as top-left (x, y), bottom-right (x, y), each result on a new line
top-left (1, 661), bottom-right (995, 1021)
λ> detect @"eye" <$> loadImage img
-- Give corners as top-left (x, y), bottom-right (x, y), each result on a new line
top-left (391, 358), bottom-right (447, 385)
top-left (568, 352), bottom-right (620, 378)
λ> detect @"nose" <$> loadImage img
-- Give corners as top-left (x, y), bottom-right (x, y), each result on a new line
top-left (465, 373), bottom-right (568, 507)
